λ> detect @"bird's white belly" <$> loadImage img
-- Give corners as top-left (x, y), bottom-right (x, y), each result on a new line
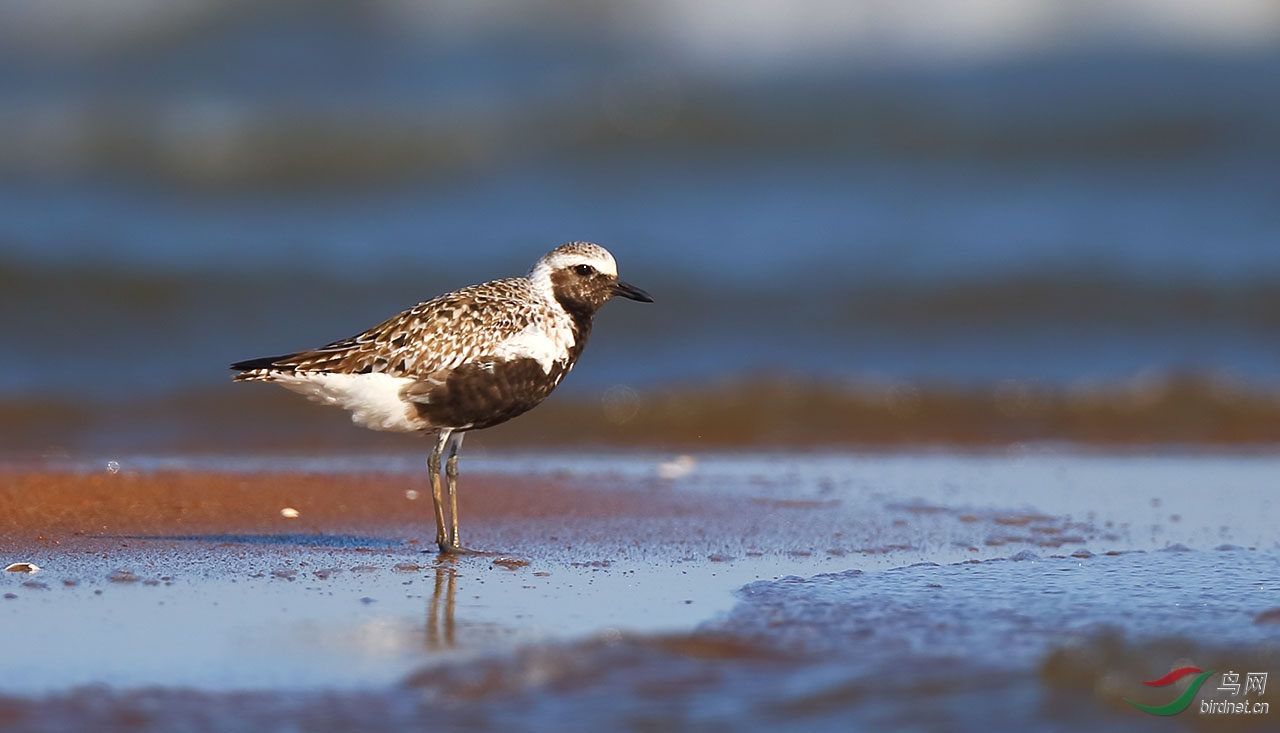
top-left (274, 372), bottom-right (421, 432)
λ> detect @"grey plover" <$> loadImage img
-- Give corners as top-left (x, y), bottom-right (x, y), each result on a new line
top-left (231, 241), bottom-right (652, 553)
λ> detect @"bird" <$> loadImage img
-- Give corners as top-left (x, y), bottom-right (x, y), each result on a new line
top-left (230, 241), bottom-right (653, 554)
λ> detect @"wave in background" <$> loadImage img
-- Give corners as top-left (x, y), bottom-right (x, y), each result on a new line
top-left (1, 2), bottom-right (1278, 451)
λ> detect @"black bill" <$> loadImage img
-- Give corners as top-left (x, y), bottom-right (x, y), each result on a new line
top-left (612, 280), bottom-right (654, 303)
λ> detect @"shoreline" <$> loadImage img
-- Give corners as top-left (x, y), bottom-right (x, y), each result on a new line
top-left (2, 454), bottom-right (1277, 730)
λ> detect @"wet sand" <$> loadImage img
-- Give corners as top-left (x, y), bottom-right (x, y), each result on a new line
top-left (0, 469), bottom-right (700, 546)
top-left (2, 453), bottom-right (1278, 730)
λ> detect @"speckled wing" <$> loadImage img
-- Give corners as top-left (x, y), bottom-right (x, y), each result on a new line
top-left (237, 278), bottom-right (549, 379)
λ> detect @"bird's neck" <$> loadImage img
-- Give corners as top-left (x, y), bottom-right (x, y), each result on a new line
top-left (552, 293), bottom-right (595, 364)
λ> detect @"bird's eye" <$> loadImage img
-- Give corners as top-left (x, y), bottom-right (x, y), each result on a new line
top-left (573, 264), bottom-right (596, 276)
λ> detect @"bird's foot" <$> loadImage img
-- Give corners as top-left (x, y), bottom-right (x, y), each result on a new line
top-left (437, 542), bottom-right (490, 556)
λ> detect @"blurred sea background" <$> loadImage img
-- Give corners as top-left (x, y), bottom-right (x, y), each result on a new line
top-left (2, 0), bottom-right (1279, 455)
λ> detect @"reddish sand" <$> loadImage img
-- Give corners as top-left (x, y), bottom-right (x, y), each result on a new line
top-left (0, 471), bottom-right (713, 552)
top-left (0, 465), bottom-right (1114, 572)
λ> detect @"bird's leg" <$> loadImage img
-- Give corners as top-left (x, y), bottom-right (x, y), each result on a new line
top-left (428, 429), bottom-right (452, 551)
top-left (445, 432), bottom-right (466, 551)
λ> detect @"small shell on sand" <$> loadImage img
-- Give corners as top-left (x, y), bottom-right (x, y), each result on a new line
top-left (5, 562), bottom-right (40, 574)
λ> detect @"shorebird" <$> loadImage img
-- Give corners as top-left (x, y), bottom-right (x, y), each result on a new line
top-left (231, 242), bottom-right (652, 553)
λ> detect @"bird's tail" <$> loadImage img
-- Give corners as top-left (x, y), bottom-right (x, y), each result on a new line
top-left (230, 353), bottom-right (300, 381)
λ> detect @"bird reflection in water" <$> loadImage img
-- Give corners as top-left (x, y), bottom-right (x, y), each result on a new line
top-left (426, 565), bottom-right (457, 650)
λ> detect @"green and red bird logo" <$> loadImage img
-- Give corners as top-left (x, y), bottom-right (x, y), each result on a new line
top-left (1126, 666), bottom-right (1215, 716)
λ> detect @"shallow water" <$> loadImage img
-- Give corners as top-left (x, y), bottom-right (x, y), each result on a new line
top-left (409, 551), bottom-right (1277, 731)
top-left (1, 451), bottom-right (1277, 731)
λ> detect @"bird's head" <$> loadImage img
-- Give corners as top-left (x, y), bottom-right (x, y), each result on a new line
top-left (531, 241), bottom-right (653, 314)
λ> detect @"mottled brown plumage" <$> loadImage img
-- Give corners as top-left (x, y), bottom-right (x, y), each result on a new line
top-left (231, 241), bottom-right (652, 553)
top-left (234, 279), bottom-right (554, 382)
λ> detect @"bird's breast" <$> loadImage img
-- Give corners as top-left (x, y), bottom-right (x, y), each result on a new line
top-left (405, 355), bottom-right (574, 431)
top-left (490, 319), bottom-right (577, 375)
